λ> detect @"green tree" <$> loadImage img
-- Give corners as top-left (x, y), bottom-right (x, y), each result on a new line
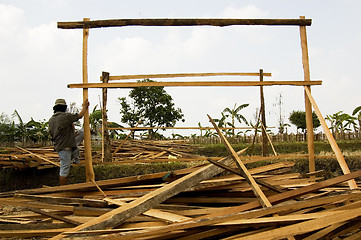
top-left (326, 111), bottom-right (358, 139)
top-left (222, 103), bottom-right (249, 137)
top-left (25, 118), bottom-right (50, 143)
top-left (118, 79), bottom-right (184, 140)
top-left (352, 106), bottom-right (361, 136)
top-left (289, 110), bottom-right (320, 139)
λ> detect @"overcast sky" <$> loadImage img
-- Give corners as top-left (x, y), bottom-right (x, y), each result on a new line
top-left (1, 0), bottom-right (360, 136)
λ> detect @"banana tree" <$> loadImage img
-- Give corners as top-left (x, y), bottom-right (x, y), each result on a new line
top-left (352, 106), bottom-right (361, 136)
top-left (222, 103), bottom-right (249, 137)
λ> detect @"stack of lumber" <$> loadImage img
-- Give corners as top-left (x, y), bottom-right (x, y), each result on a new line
top-left (0, 140), bottom-right (202, 169)
top-left (0, 146), bottom-right (60, 169)
top-left (1, 156), bottom-right (361, 239)
top-left (109, 139), bottom-right (202, 163)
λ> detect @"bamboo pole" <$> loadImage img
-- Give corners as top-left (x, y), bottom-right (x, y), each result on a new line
top-left (82, 18), bottom-right (95, 182)
top-left (304, 87), bottom-right (357, 189)
top-left (299, 16), bottom-right (315, 178)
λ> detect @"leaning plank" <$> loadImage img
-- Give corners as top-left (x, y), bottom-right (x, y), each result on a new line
top-left (97, 171), bottom-right (361, 240)
top-left (207, 159), bottom-right (286, 193)
top-left (57, 18), bottom-right (312, 29)
top-left (48, 155), bottom-right (239, 239)
top-left (16, 146), bottom-right (60, 167)
top-left (208, 115), bottom-right (271, 208)
top-left (304, 86), bottom-right (357, 189)
top-left (67, 80), bottom-right (322, 89)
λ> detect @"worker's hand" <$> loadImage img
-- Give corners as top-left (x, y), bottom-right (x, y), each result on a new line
top-left (82, 99), bottom-right (90, 109)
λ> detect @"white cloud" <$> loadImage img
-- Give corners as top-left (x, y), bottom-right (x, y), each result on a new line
top-left (0, 4), bottom-right (25, 36)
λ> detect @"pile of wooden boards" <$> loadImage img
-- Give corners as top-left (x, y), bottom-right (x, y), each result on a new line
top-left (108, 139), bottom-right (203, 163)
top-left (1, 155), bottom-right (361, 239)
top-left (0, 139), bottom-right (203, 169)
top-left (0, 146), bottom-right (60, 169)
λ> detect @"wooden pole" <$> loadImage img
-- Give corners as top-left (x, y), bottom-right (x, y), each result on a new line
top-left (259, 69), bottom-right (268, 156)
top-left (106, 72), bottom-right (272, 80)
top-left (82, 18), bottom-right (95, 182)
top-left (67, 80), bottom-right (322, 89)
top-left (57, 18), bottom-right (312, 29)
top-left (299, 16), bottom-right (315, 177)
top-left (208, 115), bottom-right (272, 208)
top-left (101, 71), bottom-right (112, 162)
top-left (304, 87), bottom-right (357, 189)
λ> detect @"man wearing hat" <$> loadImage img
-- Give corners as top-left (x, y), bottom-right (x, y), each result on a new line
top-left (49, 98), bottom-right (89, 185)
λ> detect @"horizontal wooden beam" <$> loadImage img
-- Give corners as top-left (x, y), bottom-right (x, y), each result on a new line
top-left (68, 80), bottom-right (322, 89)
top-left (105, 72), bottom-right (272, 81)
top-left (58, 18), bottom-right (312, 29)
top-left (108, 126), bottom-right (257, 130)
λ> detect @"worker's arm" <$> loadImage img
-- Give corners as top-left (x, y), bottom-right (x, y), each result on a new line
top-left (78, 99), bottom-right (89, 119)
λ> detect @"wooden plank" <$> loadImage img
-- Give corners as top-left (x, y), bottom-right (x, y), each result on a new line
top-left (234, 207), bottom-right (361, 240)
top-left (208, 115), bottom-right (271, 208)
top-left (109, 126), bottom-right (255, 130)
top-left (259, 69), bottom-right (269, 156)
top-left (0, 228), bottom-right (73, 238)
top-left (0, 164), bottom-right (204, 197)
top-left (57, 18), bottom-right (312, 29)
top-left (15, 193), bottom-right (108, 208)
top-left (48, 156), bottom-right (237, 239)
top-left (27, 207), bottom-right (81, 226)
top-left (207, 159), bottom-right (286, 193)
top-left (300, 16), bottom-right (316, 179)
top-left (0, 198), bottom-right (74, 212)
top-left (304, 86), bottom-right (357, 189)
top-left (106, 72), bottom-right (272, 80)
top-left (217, 210), bottom-right (349, 226)
top-left (68, 80), bottom-right (322, 89)
top-left (112, 119), bottom-right (142, 157)
top-left (103, 197), bottom-right (192, 223)
top-left (82, 17), bottom-right (95, 182)
top-left (15, 146), bottom-right (60, 167)
top-left (101, 71), bottom-right (112, 162)
top-left (103, 172), bottom-right (361, 240)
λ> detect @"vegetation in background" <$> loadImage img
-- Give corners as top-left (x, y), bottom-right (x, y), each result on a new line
top-left (326, 111), bottom-right (358, 139)
top-left (289, 110), bottom-right (320, 137)
top-left (118, 79), bottom-right (184, 140)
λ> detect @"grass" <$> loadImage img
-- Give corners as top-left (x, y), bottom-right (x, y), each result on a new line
top-left (197, 140), bottom-right (361, 157)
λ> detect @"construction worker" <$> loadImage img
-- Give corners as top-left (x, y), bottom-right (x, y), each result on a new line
top-left (49, 98), bottom-right (89, 185)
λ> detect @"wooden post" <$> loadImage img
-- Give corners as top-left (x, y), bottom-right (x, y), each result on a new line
top-left (299, 16), bottom-right (315, 177)
top-left (82, 18), bottom-right (95, 182)
top-left (259, 69), bottom-right (268, 156)
top-left (102, 71), bottom-right (112, 162)
top-left (304, 87), bottom-right (357, 189)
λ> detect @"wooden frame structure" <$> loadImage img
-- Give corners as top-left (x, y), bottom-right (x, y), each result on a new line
top-left (58, 17), bottom-right (357, 189)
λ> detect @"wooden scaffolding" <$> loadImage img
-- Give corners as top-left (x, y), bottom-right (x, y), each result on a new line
top-left (57, 17), bottom-right (357, 189)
